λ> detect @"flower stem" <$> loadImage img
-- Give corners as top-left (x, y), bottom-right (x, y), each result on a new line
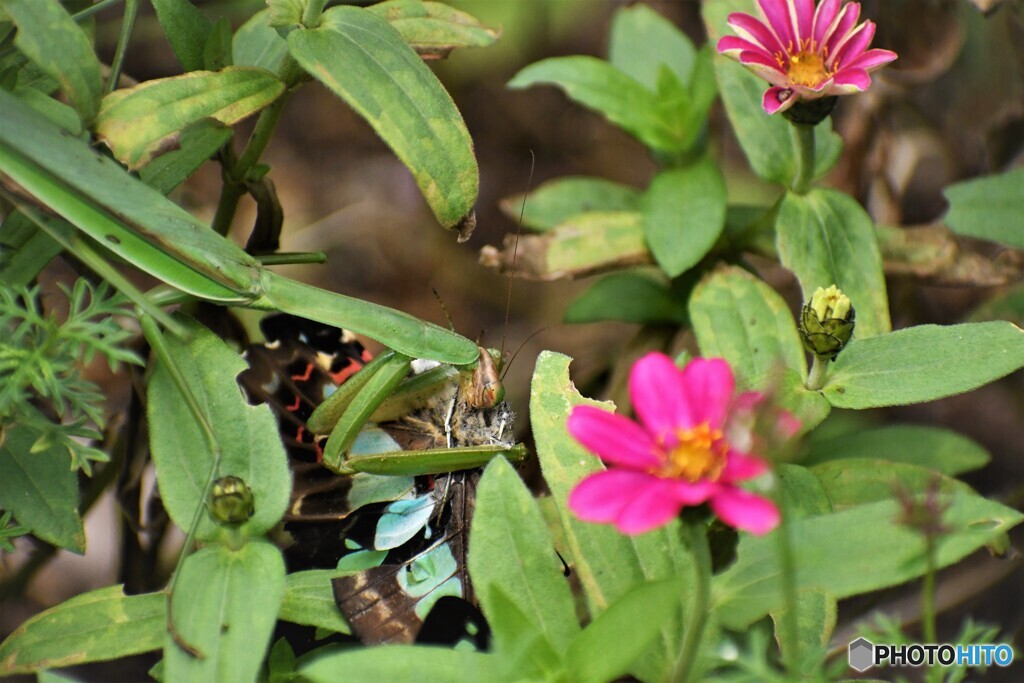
top-left (923, 539), bottom-right (941, 683)
top-left (674, 522), bottom-right (712, 682)
top-left (806, 354), bottom-right (829, 391)
top-left (105, 0), bottom-right (139, 94)
top-left (211, 79), bottom-right (293, 236)
top-left (774, 485), bottom-right (800, 676)
top-left (790, 122), bottom-right (816, 195)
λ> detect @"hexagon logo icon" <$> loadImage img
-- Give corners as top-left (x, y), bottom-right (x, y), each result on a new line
top-left (848, 637), bottom-right (874, 672)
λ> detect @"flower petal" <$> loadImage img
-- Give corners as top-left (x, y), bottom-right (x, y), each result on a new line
top-left (762, 86), bottom-right (796, 114)
top-left (844, 48), bottom-right (897, 72)
top-left (727, 12), bottom-right (785, 55)
top-left (613, 479), bottom-right (687, 535)
top-left (671, 479), bottom-right (717, 505)
top-left (630, 352), bottom-right (692, 438)
top-left (568, 470), bottom-right (657, 524)
top-left (792, 0), bottom-right (815, 39)
top-left (822, 2), bottom-right (860, 58)
top-left (757, 0), bottom-right (794, 48)
top-left (680, 358), bottom-right (735, 429)
top-left (811, 0), bottom-right (842, 47)
top-left (717, 35), bottom-right (772, 59)
top-left (567, 406), bottom-right (661, 469)
top-left (710, 487), bottom-right (780, 535)
top-left (831, 68), bottom-right (871, 91)
top-left (720, 450), bottom-right (770, 482)
top-left (738, 49), bottom-right (789, 80)
top-left (831, 21), bottom-right (875, 70)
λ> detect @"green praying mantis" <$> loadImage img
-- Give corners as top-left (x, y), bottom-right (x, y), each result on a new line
top-left (307, 344), bottom-right (526, 477)
top-left (0, 87), bottom-right (526, 482)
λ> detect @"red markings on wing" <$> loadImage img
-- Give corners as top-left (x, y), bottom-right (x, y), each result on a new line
top-left (291, 362), bottom-right (315, 383)
top-left (330, 359), bottom-right (365, 385)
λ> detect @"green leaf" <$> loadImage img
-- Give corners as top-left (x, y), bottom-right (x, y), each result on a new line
top-left (777, 464), bottom-right (832, 519)
top-left (776, 188), bottom-right (891, 338)
top-left (504, 176), bottom-right (641, 232)
top-left (150, 0), bottom-right (212, 72)
top-left (1, 0), bottom-right (102, 124)
top-left (524, 211), bottom-right (648, 279)
top-left (470, 457), bottom-right (580, 652)
top-left (165, 541), bottom-right (285, 683)
top-left (288, 6), bottom-right (478, 229)
top-left (608, 4), bottom-right (695, 92)
top-left (710, 56), bottom-right (841, 184)
top-left (0, 90), bottom-right (259, 302)
top-left (232, 10), bottom-right (287, 72)
top-left (0, 423), bottom-right (84, 553)
top-left (279, 570), bottom-right (352, 634)
top-left (944, 167), bottom-right (1024, 249)
top-left (12, 86), bottom-right (83, 135)
top-left (688, 265), bottom-right (806, 383)
top-left (137, 119), bottom-right (233, 195)
top-left (565, 578), bottom-right (684, 683)
top-left (565, 270), bottom-right (689, 324)
top-left (802, 425), bottom-right (990, 476)
top-left (0, 210), bottom-right (63, 287)
top-left (713, 490), bottom-right (1023, 628)
top-left (366, 0), bottom-right (499, 59)
top-left (509, 56), bottom-right (682, 152)
top-left (96, 67), bottom-right (284, 170)
top-left (202, 17), bottom-right (233, 71)
top-left (810, 459), bottom-right (972, 511)
top-left (530, 352), bottom-right (691, 682)
top-left (820, 322), bottom-right (1024, 408)
top-left (659, 45), bottom-right (719, 154)
top-left (485, 584), bottom-right (564, 681)
top-left (148, 315), bottom-right (290, 542)
top-left (0, 586), bottom-right (164, 675)
top-left (770, 590), bottom-right (837, 673)
top-left (301, 645), bottom-right (500, 683)
top-left (267, 0), bottom-right (304, 29)
top-left (642, 160), bottom-right (726, 277)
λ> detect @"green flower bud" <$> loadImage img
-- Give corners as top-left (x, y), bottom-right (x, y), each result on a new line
top-left (207, 476), bottom-right (254, 525)
top-left (799, 285), bottom-right (855, 360)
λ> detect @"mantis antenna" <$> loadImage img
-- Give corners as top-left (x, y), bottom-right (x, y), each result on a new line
top-left (499, 150), bottom-right (535, 363)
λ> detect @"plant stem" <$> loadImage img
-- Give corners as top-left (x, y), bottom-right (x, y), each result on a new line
top-left (105, 0), bottom-right (139, 94)
top-left (790, 122), bottom-right (815, 195)
top-left (139, 314), bottom-right (224, 658)
top-left (806, 355), bottom-right (828, 391)
top-left (302, 0), bottom-right (329, 26)
top-left (923, 540), bottom-right (941, 683)
top-left (774, 483), bottom-right (800, 676)
top-left (212, 89), bottom-right (292, 236)
top-left (674, 522), bottom-right (712, 682)
top-left (73, 0), bottom-right (124, 22)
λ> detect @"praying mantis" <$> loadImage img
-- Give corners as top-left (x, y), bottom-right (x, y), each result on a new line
top-left (2, 86), bottom-right (526, 491)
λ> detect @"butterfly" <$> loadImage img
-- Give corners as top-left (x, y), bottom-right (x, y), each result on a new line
top-left (240, 313), bottom-right (512, 645)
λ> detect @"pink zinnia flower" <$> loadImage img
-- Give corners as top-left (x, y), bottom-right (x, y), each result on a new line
top-left (566, 353), bottom-right (780, 536)
top-left (717, 0), bottom-right (897, 114)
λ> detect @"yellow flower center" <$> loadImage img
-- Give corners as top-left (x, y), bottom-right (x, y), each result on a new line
top-left (775, 40), bottom-right (835, 88)
top-left (656, 423), bottom-right (727, 482)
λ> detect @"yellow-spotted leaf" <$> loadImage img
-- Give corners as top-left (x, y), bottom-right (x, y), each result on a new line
top-left (96, 67), bottom-right (285, 170)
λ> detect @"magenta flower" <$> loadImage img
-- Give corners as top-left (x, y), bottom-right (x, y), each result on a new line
top-left (717, 0), bottom-right (897, 115)
top-left (566, 353), bottom-right (781, 536)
